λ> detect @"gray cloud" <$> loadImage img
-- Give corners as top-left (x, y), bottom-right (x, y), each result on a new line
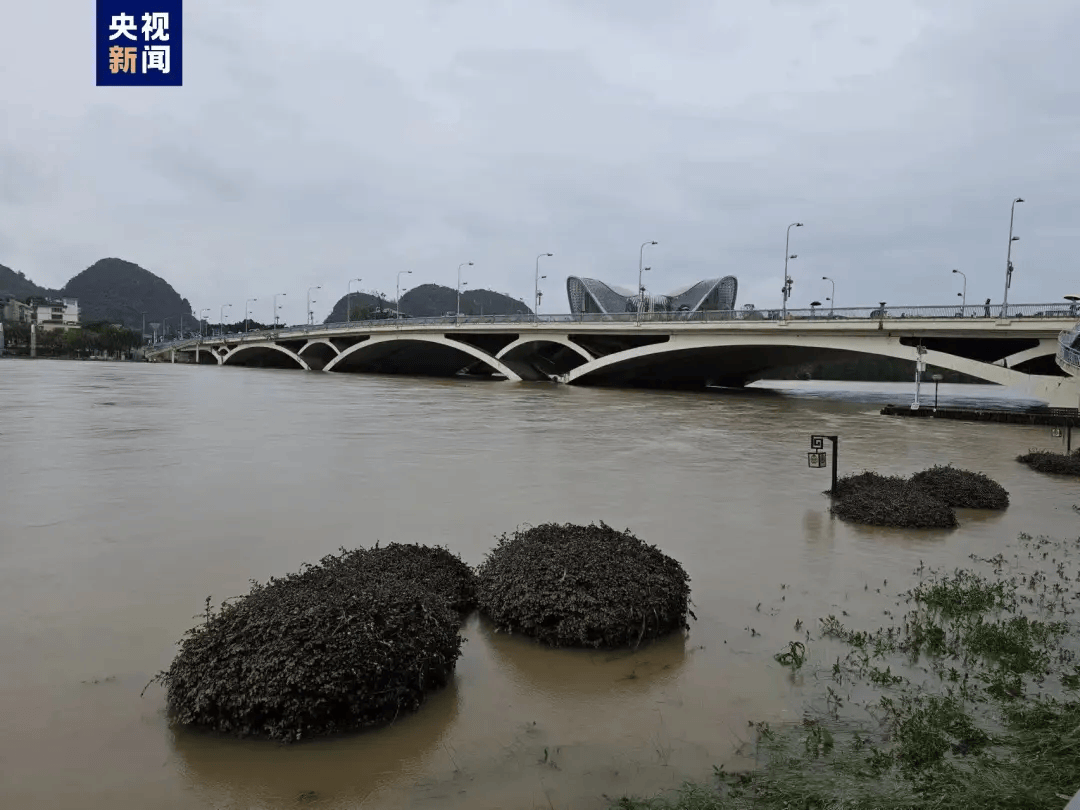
top-left (0, 0), bottom-right (1076, 322)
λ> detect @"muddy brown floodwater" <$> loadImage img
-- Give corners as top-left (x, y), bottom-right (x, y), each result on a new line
top-left (1, 362), bottom-right (1077, 810)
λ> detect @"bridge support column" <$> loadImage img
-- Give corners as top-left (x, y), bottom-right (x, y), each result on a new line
top-left (170, 349), bottom-right (175, 363)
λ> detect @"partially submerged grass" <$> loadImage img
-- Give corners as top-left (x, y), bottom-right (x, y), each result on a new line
top-left (1017, 448), bottom-right (1080, 477)
top-left (614, 531), bottom-right (1080, 809)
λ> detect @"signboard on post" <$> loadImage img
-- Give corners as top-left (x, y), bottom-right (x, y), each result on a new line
top-left (809, 434), bottom-right (839, 493)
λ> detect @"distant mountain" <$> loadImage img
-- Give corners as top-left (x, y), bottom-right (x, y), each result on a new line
top-left (0, 263), bottom-right (55, 300)
top-left (61, 258), bottom-right (192, 333)
top-left (324, 291), bottom-right (396, 323)
top-left (397, 284), bottom-right (532, 318)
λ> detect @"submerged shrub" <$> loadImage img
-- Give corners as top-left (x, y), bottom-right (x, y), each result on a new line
top-left (154, 548), bottom-right (464, 742)
top-left (476, 522), bottom-right (693, 649)
top-left (363, 542), bottom-right (478, 612)
top-left (910, 465), bottom-right (1010, 509)
top-left (1016, 449), bottom-right (1080, 477)
top-left (831, 471), bottom-right (958, 529)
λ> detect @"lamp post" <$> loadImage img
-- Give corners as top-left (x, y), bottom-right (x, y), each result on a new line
top-left (307, 286), bottom-right (320, 326)
top-left (637, 241), bottom-right (658, 323)
top-left (179, 313), bottom-right (186, 339)
top-left (535, 253), bottom-right (552, 324)
top-left (244, 298), bottom-right (258, 333)
top-left (821, 276), bottom-right (835, 316)
top-left (199, 308), bottom-right (210, 339)
top-left (954, 270), bottom-right (972, 313)
top-left (219, 304), bottom-right (231, 337)
top-left (273, 294), bottom-right (286, 329)
top-left (457, 262), bottom-right (473, 325)
top-left (162, 316), bottom-right (172, 341)
top-left (347, 278), bottom-right (362, 322)
top-left (1002, 197), bottom-right (1024, 318)
top-left (397, 273), bottom-right (412, 324)
top-left (782, 223), bottom-right (803, 320)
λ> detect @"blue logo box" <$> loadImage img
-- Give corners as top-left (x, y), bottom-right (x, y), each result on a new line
top-left (97, 0), bottom-right (183, 86)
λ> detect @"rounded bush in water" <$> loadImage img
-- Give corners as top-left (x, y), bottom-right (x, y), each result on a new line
top-left (1016, 449), bottom-right (1080, 477)
top-left (476, 522), bottom-right (694, 649)
top-left (155, 549), bottom-right (463, 742)
top-left (831, 472), bottom-right (958, 529)
top-left (365, 542), bottom-right (478, 612)
top-left (910, 465), bottom-right (1009, 509)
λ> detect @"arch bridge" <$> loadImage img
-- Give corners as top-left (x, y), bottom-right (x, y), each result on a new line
top-left (148, 303), bottom-right (1080, 407)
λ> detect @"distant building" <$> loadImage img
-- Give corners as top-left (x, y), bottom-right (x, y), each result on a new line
top-left (0, 291), bottom-right (31, 324)
top-left (33, 298), bottom-right (80, 331)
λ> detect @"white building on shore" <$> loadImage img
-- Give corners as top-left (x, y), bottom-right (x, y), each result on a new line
top-left (33, 298), bottom-right (80, 331)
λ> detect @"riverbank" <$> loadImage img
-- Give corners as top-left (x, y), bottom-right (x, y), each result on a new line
top-left (615, 528), bottom-right (1080, 809)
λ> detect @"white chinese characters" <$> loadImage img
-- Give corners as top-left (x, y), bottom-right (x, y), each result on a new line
top-left (142, 45), bottom-right (170, 74)
top-left (141, 12), bottom-right (170, 41)
top-left (105, 11), bottom-right (172, 75)
top-left (108, 13), bottom-right (138, 40)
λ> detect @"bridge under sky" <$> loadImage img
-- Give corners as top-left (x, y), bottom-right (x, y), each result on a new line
top-left (148, 301), bottom-right (1080, 408)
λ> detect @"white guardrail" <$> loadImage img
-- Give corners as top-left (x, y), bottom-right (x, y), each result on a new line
top-left (146, 303), bottom-right (1079, 353)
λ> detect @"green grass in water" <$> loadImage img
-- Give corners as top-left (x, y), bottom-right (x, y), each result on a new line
top-left (614, 531), bottom-right (1080, 809)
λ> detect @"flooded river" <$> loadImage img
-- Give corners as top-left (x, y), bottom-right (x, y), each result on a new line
top-left (1, 361), bottom-right (1077, 810)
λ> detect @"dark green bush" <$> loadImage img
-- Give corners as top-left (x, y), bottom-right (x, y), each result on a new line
top-left (910, 465), bottom-right (1010, 509)
top-left (363, 542), bottom-right (478, 612)
top-left (831, 472), bottom-right (958, 528)
top-left (476, 522), bottom-right (693, 649)
top-left (1016, 449), bottom-right (1080, 476)
top-left (154, 548), bottom-right (464, 742)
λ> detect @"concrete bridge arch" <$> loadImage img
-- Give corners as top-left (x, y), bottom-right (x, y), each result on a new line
top-left (222, 343), bottom-right (310, 370)
top-left (324, 333), bottom-right (523, 381)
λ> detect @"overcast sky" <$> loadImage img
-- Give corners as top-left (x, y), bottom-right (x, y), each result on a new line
top-left (1, 0), bottom-right (1077, 322)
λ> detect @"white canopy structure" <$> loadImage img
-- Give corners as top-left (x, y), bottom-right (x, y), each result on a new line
top-left (567, 276), bottom-right (738, 314)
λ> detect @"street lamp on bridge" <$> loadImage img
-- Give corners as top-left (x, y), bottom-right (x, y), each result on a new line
top-left (782, 223), bottom-right (803, 320)
top-left (347, 278), bottom-right (362, 322)
top-left (273, 294), bottom-right (286, 329)
top-left (638, 241), bottom-right (657, 323)
top-left (952, 269), bottom-right (967, 311)
top-left (200, 308), bottom-right (210, 339)
top-left (245, 298), bottom-right (258, 333)
top-left (1003, 197), bottom-right (1024, 318)
top-left (395, 270), bottom-right (412, 321)
top-left (162, 316), bottom-right (172, 341)
top-left (821, 276), bottom-right (835, 316)
top-left (307, 286), bottom-right (320, 326)
top-left (457, 262), bottom-right (473, 324)
top-left (220, 304), bottom-right (231, 337)
top-left (535, 253), bottom-right (552, 324)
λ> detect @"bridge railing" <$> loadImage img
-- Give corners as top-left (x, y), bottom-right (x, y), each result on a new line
top-left (1059, 331), bottom-right (1080, 375)
top-left (146, 303), bottom-right (1077, 352)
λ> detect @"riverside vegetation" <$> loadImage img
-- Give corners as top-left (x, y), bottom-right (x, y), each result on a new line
top-left (830, 466), bottom-right (1009, 529)
top-left (148, 525), bottom-right (694, 741)
top-left (1017, 448), bottom-right (1080, 477)
top-left (613, 528), bottom-right (1080, 809)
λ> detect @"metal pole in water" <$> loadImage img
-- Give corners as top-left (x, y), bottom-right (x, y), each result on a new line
top-left (830, 435), bottom-right (838, 494)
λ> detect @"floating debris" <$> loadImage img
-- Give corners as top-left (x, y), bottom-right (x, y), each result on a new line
top-left (910, 465), bottom-right (1010, 509)
top-left (476, 522), bottom-right (693, 649)
top-left (152, 547), bottom-right (464, 742)
top-left (831, 472), bottom-right (958, 529)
